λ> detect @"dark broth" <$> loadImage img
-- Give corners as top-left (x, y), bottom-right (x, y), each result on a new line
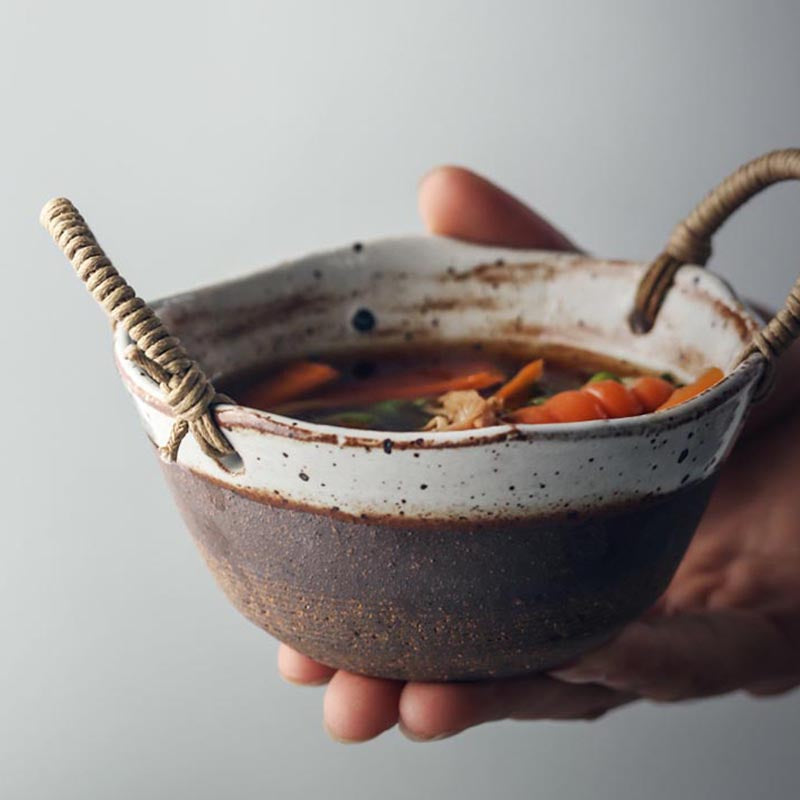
top-left (224, 342), bottom-right (650, 432)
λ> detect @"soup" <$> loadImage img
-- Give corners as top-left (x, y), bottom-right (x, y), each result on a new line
top-left (225, 343), bottom-right (722, 432)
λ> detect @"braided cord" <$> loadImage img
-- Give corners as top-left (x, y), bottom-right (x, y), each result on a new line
top-left (630, 149), bottom-right (800, 395)
top-left (41, 198), bottom-right (235, 463)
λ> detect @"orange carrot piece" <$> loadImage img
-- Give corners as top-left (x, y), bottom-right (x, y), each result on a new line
top-left (508, 404), bottom-right (557, 424)
top-left (276, 368), bottom-right (505, 413)
top-left (492, 359), bottom-right (545, 408)
top-left (657, 367), bottom-right (725, 411)
top-left (546, 390), bottom-right (608, 422)
top-left (583, 379), bottom-right (644, 418)
top-left (243, 361), bottom-right (340, 409)
top-left (631, 376), bottom-right (675, 413)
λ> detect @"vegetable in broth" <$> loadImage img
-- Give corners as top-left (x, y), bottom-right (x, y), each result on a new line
top-left (227, 344), bottom-right (723, 432)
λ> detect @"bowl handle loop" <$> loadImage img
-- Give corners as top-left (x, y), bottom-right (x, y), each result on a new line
top-left (40, 197), bottom-right (237, 465)
top-left (630, 150), bottom-right (800, 383)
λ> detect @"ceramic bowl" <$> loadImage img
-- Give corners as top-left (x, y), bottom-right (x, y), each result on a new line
top-left (114, 236), bottom-right (764, 681)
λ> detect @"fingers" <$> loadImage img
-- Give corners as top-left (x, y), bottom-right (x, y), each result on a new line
top-left (398, 676), bottom-right (634, 741)
top-left (278, 646), bottom-right (403, 743)
top-left (279, 641), bottom-right (632, 743)
top-left (551, 611), bottom-right (798, 702)
top-left (661, 572), bottom-right (722, 613)
top-left (323, 671), bottom-right (403, 743)
top-left (418, 165), bottom-right (578, 251)
top-left (277, 644), bottom-right (336, 686)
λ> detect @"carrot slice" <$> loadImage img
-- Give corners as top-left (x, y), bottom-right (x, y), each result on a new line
top-left (242, 361), bottom-right (340, 409)
top-left (508, 404), bottom-right (557, 424)
top-left (657, 367), bottom-right (725, 411)
top-left (583, 379), bottom-right (644, 418)
top-left (546, 390), bottom-right (608, 422)
top-left (631, 376), bottom-right (675, 412)
top-left (276, 367), bottom-right (505, 413)
top-left (492, 359), bottom-right (545, 408)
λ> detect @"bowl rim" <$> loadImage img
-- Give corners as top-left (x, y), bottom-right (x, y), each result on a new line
top-left (115, 235), bottom-right (767, 451)
top-left (205, 351), bottom-right (763, 447)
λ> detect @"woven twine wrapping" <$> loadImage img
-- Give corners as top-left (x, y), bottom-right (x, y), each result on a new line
top-left (40, 198), bottom-right (235, 463)
top-left (42, 151), bottom-right (800, 460)
top-left (631, 148), bottom-right (800, 395)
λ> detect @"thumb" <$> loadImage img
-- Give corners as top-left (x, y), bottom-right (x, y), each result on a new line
top-left (418, 165), bottom-right (578, 251)
top-left (551, 610), bottom-right (798, 702)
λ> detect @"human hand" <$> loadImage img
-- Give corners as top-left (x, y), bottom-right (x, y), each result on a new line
top-left (278, 166), bottom-right (800, 742)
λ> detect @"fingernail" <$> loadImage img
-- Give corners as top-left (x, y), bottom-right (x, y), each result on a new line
top-left (280, 673), bottom-right (330, 687)
top-left (398, 721), bottom-right (458, 743)
top-left (323, 721), bottom-right (362, 745)
top-left (550, 669), bottom-right (600, 684)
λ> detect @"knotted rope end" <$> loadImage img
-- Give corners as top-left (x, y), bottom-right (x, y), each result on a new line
top-left (43, 197), bottom-right (239, 468)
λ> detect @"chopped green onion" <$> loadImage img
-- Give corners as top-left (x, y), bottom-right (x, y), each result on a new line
top-left (370, 400), bottom-right (405, 414)
top-left (587, 371), bottom-right (622, 383)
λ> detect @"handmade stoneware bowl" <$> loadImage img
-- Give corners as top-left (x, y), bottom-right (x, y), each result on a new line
top-left (113, 236), bottom-right (764, 681)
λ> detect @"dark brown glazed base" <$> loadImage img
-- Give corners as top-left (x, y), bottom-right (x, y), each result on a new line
top-left (162, 464), bottom-right (715, 681)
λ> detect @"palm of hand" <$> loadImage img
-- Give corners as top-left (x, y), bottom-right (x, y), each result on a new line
top-left (277, 167), bottom-right (800, 742)
top-left (650, 412), bottom-right (800, 698)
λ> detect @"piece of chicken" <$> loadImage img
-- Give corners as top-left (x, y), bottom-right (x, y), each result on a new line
top-left (425, 390), bottom-right (500, 431)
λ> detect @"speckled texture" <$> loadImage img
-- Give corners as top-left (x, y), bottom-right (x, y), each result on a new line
top-left (164, 463), bottom-right (715, 681)
top-left (113, 237), bottom-right (766, 680)
top-left (118, 237), bottom-right (762, 521)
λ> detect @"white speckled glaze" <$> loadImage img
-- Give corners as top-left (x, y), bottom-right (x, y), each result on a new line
top-left (114, 236), bottom-right (765, 521)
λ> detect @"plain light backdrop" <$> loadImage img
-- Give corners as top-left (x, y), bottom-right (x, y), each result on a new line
top-left (2, 1), bottom-right (799, 798)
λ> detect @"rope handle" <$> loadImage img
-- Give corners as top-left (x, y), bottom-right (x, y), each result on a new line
top-left (630, 150), bottom-right (800, 388)
top-left (40, 198), bottom-right (236, 464)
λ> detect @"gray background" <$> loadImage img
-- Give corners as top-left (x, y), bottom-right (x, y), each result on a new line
top-left (2, 1), bottom-right (798, 798)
